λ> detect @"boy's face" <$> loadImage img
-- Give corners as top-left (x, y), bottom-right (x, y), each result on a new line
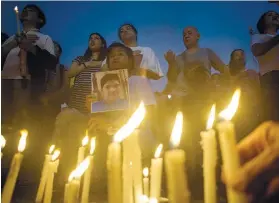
top-left (21, 7), bottom-right (40, 25)
top-left (102, 80), bottom-right (121, 104)
top-left (119, 24), bottom-right (136, 42)
top-left (108, 47), bottom-right (130, 70)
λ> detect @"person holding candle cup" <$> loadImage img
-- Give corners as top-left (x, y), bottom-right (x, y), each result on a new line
top-left (223, 121), bottom-right (279, 202)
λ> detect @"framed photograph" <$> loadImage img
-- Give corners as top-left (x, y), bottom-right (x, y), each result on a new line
top-left (91, 69), bottom-right (129, 113)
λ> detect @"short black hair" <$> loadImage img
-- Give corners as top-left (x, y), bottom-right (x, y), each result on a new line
top-left (118, 23), bottom-right (138, 41)
top-left (257, 11), bottom-right (276, 34)
top-left (107, 42), bottom-right (135, 72)
top-left (101, 73), bottom-right (120, 89)
top-left (230, 49), bottom-right (244, 59)
top-left (20, 4), bottom-right (46, 28)
top-left (84, 33), bottom-right (107, 61)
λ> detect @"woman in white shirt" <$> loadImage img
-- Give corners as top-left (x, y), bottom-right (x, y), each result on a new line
top-left (251, 11), bottom-right (279, 121)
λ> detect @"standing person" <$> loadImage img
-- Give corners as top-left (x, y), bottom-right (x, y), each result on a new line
top-left (229, 49), bottom-right (261, 139)
top-left (251, 11), bottom-right (279, 121)
top-left (164, 26), bottom-right (229, 201)
top-left (1, 4), bottom-right (56, 133)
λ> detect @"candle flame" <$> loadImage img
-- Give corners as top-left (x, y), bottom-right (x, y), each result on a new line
top-left (1, 135), bottom-right (6, 149)
top-left (219, 89), bottom-right (241, 121)
top-left (170, 112), bottom-right (183, 147)
top-left (168, 94), bottom-right (172, 99)
top-left (206, 104), bottom-right (216, 130)
top-left (143, 167), bottom-right (149, 177)
top-left (14, 6), bottom-right (18, 13)
top-left (90, 137), bottom-right (96, 155)
top-left (82, 134), bottom-right (89, 147)
top-left (140, 195), bottom-right (149, 203)
top-left (154, 144), bottom-right (163, 158)
top-left (49, 145), bottom-right (55, 154)
top-left (51, 149), bottom-right (60, 161)
top-left (68, 170), bottom-right (75, 182)
top-left (72, 157), bottom-right (90, 179)
top-left (18, 129), bottom-right (28, 152)
top-left (114, 102), bottom-right (146, 142)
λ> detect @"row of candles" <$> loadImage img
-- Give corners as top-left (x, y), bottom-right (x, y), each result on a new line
top-left (1, 89), bottom-right (247, 203)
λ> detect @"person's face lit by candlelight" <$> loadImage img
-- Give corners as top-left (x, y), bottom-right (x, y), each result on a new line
top-left (89, 34), bottom-right (103, 52)
top-left (183, 26), bottom-right (200, 49)
top-left (101, 74), bottom-right (122, 104)
top-left (108, 47), bottom-right (130, 70)
top-left (229, 49), bottom-right (246, 76)
top-left (119, 24), bottom-right (137, 44)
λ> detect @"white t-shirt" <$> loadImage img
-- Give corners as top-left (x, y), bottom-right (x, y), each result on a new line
top-left (251, 34), bottom-right (279, 76)
top-left (2, 30), bottom-right (55, 79)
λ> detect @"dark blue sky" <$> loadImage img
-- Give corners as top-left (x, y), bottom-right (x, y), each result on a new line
top-left (1, 1), bottom-right (278, 91)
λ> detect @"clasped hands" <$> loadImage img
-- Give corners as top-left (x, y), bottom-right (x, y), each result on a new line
top-left (15, 32), bottom-right (39, 52)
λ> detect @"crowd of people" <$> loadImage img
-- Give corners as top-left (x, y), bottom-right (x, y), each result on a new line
top-left (1, 3), bottom-right (279, 202)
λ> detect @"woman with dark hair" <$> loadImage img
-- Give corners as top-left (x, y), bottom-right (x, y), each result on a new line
top-left (251, 11), bottom-right (279, 121)
top-left (68, 32), bottom-right (107, 114)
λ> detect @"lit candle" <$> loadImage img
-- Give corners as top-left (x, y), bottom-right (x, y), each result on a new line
top-left (66, 158), bottom-right (90, 203)
top-left (150, 144), bottom-right (163, 199)
top-left (2, 129), bottom-right (28, 203)
top-left (165, 112), bottom-right (190, 203)
top-left (143, 167), bottom-right (149, 197)
top-left (77, 133), bottom-right (89, 166)
top-left (43, 149), bottom-right (60, 203)
top-left (216, 89), bottom-right (247, 203)
top-left (1, 135), bottom-right (6, 158)
top-left (201, 104), bottom-right (217, 203)
top-left (108, 102), bottom-right (145, 203)
top-left (14, 6), bottom-right (21, 35)
top-left (168, 95), bottom-right (172, 100)
top-left (36, 145), bottom-right (55, 202)
top-left (81, 137), bottom-right (96, 203)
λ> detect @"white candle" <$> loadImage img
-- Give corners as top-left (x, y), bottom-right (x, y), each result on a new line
top-left (150, 144), bottom-right (163, 199)
top-left (36, 145), bottom-right (55, 202)
top-left (1, 135), bottom-right (6, 158)
top-left (112, 102), bottom-right (146, 203)
top-left (165, 112), bottom-right (190, 203)
top-left (64, 183), bottom-right (69, 203)
top-left (77, 133), bottom-right (89, 166)
top-left (2, 130), bottom-right (28, 203)
top-left (14, 6), bottom-right (21, 35)
top-left (43, 150), bottom-right (60, 203)
top-left (216, 89), bottom-right (247, 203)
top-left (81, 137), bottom-right (96, 203)
top-left (201, 104), bottom-right (217, 203)
top-left (143, 167), bottom-right (149, 197)
top-left (107, 142), bottom-right (122, 203)
top-left (67, 157), bottom-right (90, 203)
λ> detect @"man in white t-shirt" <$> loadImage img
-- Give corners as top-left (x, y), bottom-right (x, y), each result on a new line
top-left (251, 10), bottom-right (279, 121)
top-left (1, 4), bottom-right (56, 131)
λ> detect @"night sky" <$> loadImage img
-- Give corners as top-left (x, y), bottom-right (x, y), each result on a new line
top-left (1, 1), bottom-right (278, 91)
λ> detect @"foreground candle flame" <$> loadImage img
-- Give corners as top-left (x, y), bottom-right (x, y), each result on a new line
top-left (90, 137), bottom-right (96, 155)
top-left (154, 144), bottom-right (163, 158)
top-left (49, 145), bottom-right (55, 154)
top-left (206, 104), bottom-right (216, 130)
top-left (114, 102), bottom-right (146, 142)
top-left (82, 134), bottom-right (89, 147)
top-left (51, 149), bottom-right (60, 161)
top-left (140, 195), bottom-right (149, 203)
top-left (71, 157), bottom-right (90, 179)
top-left (1, 135), bottom-right (6, 149)
top-left (18, 129), bottom-right (28, 152)
top-left (14, 6), bottom-right (18, 13)
top-left (143, 167), bottom-right (149, 177)
top-left (168, 94), bottom-right (172, 99)
top-left (68, 170), bottom-right (75, 182)
top-left (219, 89), bottom-right (241, 121)
top-left (149, 198), bottom-right (158, 203)
top-left (170, 112), bottom-right (183, 147)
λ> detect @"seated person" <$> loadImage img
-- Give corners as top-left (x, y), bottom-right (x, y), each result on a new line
top-left (91, 73), bottom-right (128, 112)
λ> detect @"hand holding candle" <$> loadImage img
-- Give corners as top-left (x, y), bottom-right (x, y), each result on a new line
top-left (216, 89), bottom-right (247, 203)
top-left (150, 144), bottom-right (163, 199)
top-left (2, 129), bottom-right (28, 203)
top-left (201, 104), bottom-right (217, 203)
top-left (81, 137), bottom-right (96, 203)
top-left (1, 135), bottom-right (6, 158)
top-left (43, 149), bottom-right (60, 203)
top-left (165, 112), bottom-right (190, 203)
